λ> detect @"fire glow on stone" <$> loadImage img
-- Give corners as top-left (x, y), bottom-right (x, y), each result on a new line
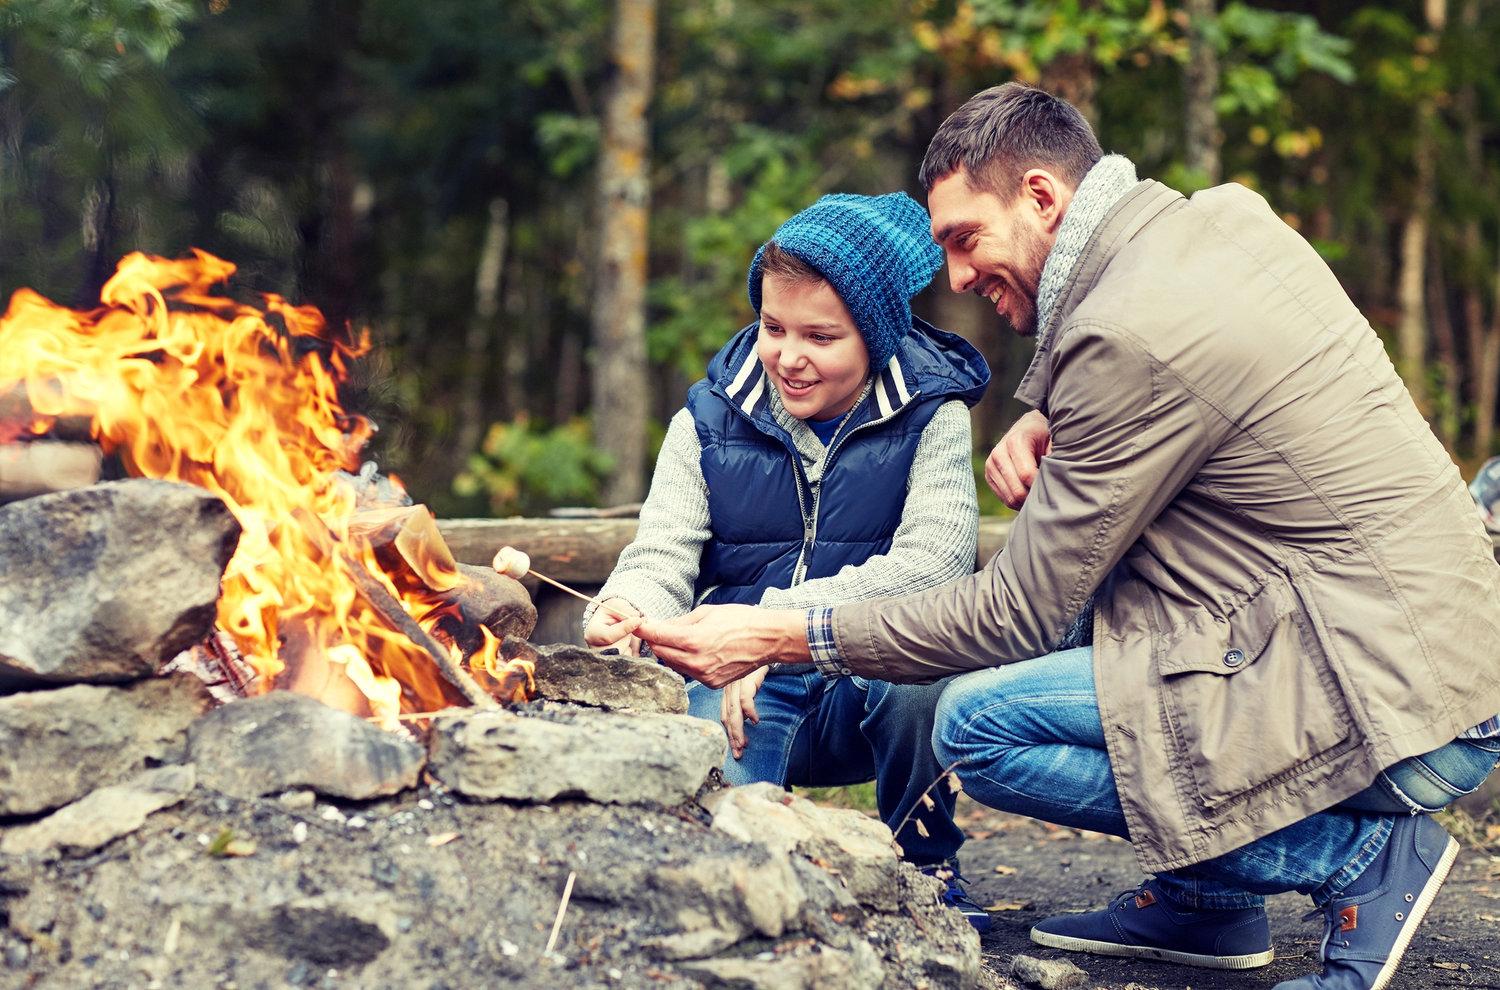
top-left (0, 250), bottom-right (530, 727)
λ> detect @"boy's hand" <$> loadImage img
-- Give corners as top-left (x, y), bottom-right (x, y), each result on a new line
top-left (720, 666), bottom-right (769, 759)
top-left (584, 597), bottom-right (644, 655)
top-left (985, 409), bottom-right (1051, 509)
top-left (639, 605), bottom-right (807, 688)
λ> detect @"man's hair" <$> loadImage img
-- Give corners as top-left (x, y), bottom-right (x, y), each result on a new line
top-left (918, 83), bottom-right (1103, 199)
top-left (759, 242), bottom-right (824, 288)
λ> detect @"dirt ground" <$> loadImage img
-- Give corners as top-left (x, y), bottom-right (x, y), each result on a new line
top-left (951, 798), bottom-right (1500, 990)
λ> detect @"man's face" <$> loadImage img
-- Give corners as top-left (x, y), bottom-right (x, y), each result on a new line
top-left (928, 169), bottom-right (1057, 338)
top-left (756, 276), bottom-right (871, 422)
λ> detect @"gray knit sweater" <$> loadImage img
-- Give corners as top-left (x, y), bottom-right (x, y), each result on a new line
top-left (585, 382), bottom-right (978, 632)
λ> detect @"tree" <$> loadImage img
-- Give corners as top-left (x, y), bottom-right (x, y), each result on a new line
top-left (591, 0), bottom-right (657, 505)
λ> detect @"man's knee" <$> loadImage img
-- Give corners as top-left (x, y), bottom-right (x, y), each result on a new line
top-left (932, 672), bottom-right (992, 768)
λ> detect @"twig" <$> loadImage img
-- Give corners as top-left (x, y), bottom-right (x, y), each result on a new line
top-left (888, 761), bottom-right (962, 851)
top-left (544, 870), bottom-right (577, 956)
top-left (527, 569), bottom-right (638, 622)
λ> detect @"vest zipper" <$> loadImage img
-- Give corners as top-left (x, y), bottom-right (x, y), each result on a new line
top-left (787, 389), bottom-right (922, 587)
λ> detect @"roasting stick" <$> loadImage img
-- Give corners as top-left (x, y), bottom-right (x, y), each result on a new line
top-left (525, 568), bottom-right (639, 623)
top-left (492, 545), bottom-right (641, 624)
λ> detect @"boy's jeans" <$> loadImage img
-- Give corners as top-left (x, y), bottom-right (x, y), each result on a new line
top-left (687, 670), bottom-right (965, 865)
top-left (933, 647), bottom-right (1500, 909)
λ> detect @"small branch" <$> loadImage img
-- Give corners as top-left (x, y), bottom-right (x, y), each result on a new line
top-left (527, 569), bottom-right (638, 622)
top-left (888, 761), bottom-right (961, 852)
top-left (544, 870), bottom-right (577, 956)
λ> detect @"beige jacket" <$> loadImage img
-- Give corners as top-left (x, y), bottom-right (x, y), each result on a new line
top-left (833, 180), bottom-right (1500, 872)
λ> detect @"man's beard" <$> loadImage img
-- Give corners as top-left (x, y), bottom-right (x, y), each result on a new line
top-left (1006, 216), bottom-right (1051, 338)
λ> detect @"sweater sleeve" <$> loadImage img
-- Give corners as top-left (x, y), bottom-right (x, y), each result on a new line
top-left (758, 399), bottom-right (979, 610)
top-left (585, 408), bottom-right (711, 625)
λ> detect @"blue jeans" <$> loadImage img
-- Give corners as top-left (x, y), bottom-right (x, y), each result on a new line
top-left (687, 669), bottom-right (964, 865)
top-left (933, 647), bottom-right (1500, 909)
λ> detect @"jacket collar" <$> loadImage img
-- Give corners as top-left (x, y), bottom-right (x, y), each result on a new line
top-left (1014, 179), bottom-right (1186, 410)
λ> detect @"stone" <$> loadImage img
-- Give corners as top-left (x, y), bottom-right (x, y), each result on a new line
top-left (1, 765), bottom-right (196, 858)
top-left (0, 479), bottom-right (240, 690)
top-left (0, 674), bottom-right (213, 815)
top-left (705, 782), bottom-right (906, 911)
top-left (1010, 954), bottom-right (1089, 990)
top-left (452, 563), bottom-right (536, 641)
top-left (529, 643), bottom-right (688, 714)
top-left (427, 706), bottom-right (721, 806)
top-left (188, 692), bottom-right (424, 800)
top-left (679, 941), bottom-right (885, 989)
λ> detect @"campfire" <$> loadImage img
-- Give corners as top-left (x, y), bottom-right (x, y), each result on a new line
top-left (0, 250), bottom-right (535, 729)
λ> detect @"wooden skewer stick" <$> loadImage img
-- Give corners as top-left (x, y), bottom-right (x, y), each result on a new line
top-left (526, 568), bottom-right (640, 624)
top-left (544, 870), bottom-right (577, 956)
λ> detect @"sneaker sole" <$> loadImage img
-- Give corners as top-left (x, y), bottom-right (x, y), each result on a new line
top-left (1366, 833), bottom-right (1460, 990)
top-left (1028, 929), bottom-right (1274, 970)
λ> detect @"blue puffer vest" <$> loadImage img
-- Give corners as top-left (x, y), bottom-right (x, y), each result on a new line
top-left (686, 317), bottom-right (989, 606)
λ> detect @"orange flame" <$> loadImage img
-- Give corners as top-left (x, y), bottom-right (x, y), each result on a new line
top-left (0, 250), bottom-right (531, 726)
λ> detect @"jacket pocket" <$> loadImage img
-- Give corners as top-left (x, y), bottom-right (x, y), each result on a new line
top-left (1156, 578), bottom-right (1355, 814)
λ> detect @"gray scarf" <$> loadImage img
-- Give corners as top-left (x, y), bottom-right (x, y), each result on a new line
top-left (1034, 154), bottom-right (1139, 344)
top-left (1034, 154), bottom-right (1138, 654)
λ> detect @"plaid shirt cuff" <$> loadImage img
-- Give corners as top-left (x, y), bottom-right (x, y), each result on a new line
top-left (806, 606), bottom-right (852, 679)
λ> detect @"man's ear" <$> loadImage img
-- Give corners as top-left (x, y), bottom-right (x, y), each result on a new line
top-left (1020, 169), bottom-right (1073, 235)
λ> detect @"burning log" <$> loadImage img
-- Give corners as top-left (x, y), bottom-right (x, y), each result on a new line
top-left (340, 552), bottom-right (498, 710)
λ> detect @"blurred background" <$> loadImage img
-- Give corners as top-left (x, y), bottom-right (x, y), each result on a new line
top-left (3, 0), bottom-right (1497, 517)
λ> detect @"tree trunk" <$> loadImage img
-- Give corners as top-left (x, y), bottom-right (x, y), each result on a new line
top-left (590, 0), bottom-right (657, 505)
top-left (1183, 0), bottom-right (1221, 185)
top-left (1040, 53), bottom-right (1096, 129)
top-left (1396, 0), bottom-right (1447, 416)
top-left (1427, 247), bottom-right (1461, 448)
top-left (1457, 0), bottom-right (1498, 458)
top-left (454, 199), bottom-right (509, 472)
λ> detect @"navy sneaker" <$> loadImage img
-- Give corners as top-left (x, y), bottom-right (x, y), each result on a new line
top-left (1030, 877), bottom-right (1273, 969)
top-left (1273, 814), bottom-right (1459, 990)
top-left (919, 862), bottom-right (993, 934)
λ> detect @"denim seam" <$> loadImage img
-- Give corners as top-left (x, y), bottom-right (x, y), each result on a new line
top-left (1314, 817), bottom-right (1393, 904)
top-left (947, 694), bottom-right (1102, 755)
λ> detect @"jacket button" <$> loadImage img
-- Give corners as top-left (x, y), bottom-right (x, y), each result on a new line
top-left (1223, 649), bottom-right (1246, 668)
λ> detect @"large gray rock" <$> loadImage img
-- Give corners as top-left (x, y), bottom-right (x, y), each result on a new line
top-left (427, 706), bottom-right (721, 806)
top-left (0, 479), bottom-right (240, 690)
top-left (705, 782), bottom-right (907, 911)
top-left (188, 692), bottom-right (425, 800)
top-left (1, 764), bottom-right (196, 859)
top-left (0, 674), bottom-right (213, 816)
top-left (530, 643), bottom-right (688, 714)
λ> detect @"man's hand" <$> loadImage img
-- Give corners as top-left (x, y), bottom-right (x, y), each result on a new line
top-left (583, 597), bottom-right (644, 656)
top-left (720, 666), bottom-right (769, 759)
top-left (637, 604), bottom-right (808, 688)
top-left (985, 409), bottom-right (1052, 509)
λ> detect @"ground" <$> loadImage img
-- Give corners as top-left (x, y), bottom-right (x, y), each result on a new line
top-left (947, 798), bottom-right (1500, 990)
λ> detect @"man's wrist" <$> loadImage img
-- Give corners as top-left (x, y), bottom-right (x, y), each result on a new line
top-left (804, 606), bottom-right (851, 679)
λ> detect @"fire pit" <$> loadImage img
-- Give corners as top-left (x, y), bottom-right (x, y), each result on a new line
top-left (0, 253), bottom-right (990, 988)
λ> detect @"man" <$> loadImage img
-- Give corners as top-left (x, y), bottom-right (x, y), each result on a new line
top-left (639, 83), bottom-right (1500, 990)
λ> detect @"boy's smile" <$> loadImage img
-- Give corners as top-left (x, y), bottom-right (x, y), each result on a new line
top-left (756, 277), bottom-right (871, 423)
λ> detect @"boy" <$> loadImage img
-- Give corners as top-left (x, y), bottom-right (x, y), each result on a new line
top-left (584, 192), bottom-right (993, 929)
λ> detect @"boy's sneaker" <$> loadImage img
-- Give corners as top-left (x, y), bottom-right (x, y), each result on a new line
top-left (1030, 877), bottom-right (1273, 969)
top-left (919, 862), bottom-right (993, 934)
top-left (1273, 814), bottom-right (1459, 990)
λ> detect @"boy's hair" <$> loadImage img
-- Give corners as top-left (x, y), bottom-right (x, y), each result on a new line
top-left (759, 241), bottom-right (825, 289)
top-left (918, 83), bottom-right (1102, 200)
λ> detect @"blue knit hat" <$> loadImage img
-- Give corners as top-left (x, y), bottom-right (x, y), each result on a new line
top-left (747, 192), bottom-right (944, 369)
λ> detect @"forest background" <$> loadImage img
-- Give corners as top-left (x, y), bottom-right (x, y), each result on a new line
top-left (3, 0), bottom-right (1497, 518)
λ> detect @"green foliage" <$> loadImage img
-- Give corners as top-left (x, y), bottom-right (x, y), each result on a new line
top-left (453, 415), bottom-right (614, 516)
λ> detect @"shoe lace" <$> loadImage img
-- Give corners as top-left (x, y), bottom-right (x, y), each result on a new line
top-left (1106, 880), bottom-right (1152, 912)
top-left (1301, 902), bottom-right (1348, 963)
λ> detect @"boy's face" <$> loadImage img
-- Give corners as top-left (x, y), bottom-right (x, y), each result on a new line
top-left (756, 276), bottom-right (871, 423)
